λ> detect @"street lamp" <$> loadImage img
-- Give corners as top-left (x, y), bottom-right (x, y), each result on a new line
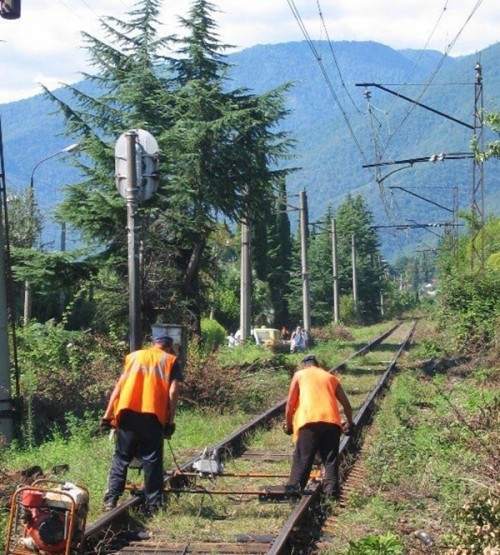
top-left (23, 143), bottom-right (80, 325)
top-left (29, 143), bottom-right (80, 190)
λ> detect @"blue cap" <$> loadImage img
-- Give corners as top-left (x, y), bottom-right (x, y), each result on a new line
top-left (152, 325), bottom-right (173, 344)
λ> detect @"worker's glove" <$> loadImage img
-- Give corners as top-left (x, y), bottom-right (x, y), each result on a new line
top-left (282, 421), bottom-right (293, 436)
top-left (164, 423), bottom-right (176, 439)
top-left (100, 418), bottom-right (113, 433)
top-left (342, 421), bottom-right (355, 436)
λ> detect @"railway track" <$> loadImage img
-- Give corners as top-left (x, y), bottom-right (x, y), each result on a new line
top-left (83, 320), bottom-right (415, 554)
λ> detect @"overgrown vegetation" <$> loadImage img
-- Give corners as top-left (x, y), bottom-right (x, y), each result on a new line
top-left (437, 217), bottom-right (500, 353)
top-left (325, 323), bottom-right (499, 554)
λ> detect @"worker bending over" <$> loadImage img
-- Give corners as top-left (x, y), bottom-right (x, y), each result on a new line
top-left (101, 330), bottom-right (183, 512)
top-left (284, 354), bottom-right (353, 496)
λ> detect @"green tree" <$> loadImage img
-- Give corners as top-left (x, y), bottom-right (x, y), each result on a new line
top-left (265, 180), bottom-right (293, 326)
top-left (437, 216), bottom-right (500, 352)
top-left (286, 231), bottom-right (303, 326)
top-left (334, 195), bottom-right (383, 323)
top-left (45, 0), bottom-right (291, 333)
top-left (474, 112), bottom-right (500, 161)
top-left (308, 207), bottom-right (334, 325)
top-left (6, 188), bottom-right (42, 249)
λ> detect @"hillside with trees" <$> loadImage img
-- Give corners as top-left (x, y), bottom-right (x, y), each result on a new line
top-left (1, 38), bottom-right (499, 258)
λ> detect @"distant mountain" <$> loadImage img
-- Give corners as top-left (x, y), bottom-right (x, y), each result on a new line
top-left (1, 40), bottom-right (499, 258)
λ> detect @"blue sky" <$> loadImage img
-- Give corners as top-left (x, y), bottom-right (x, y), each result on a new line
top-left (0, 0), bottom-right (497, 103)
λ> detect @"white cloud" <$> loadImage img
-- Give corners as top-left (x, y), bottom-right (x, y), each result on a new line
top-left (0, 0), bottom-right (497, 102)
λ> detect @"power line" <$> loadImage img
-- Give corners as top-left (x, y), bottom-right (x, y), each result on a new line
top-left (363, 89), bottom-right (394, 218)
top-left (382, 0), bottom-right (451, 127)
top-left (382, 0), bottom-right (485, 155)
top-left (407, 0), bottom-right (450, 78)
top-left (315, 0), bottom-right (363, 114)
top-left (372, 82), bottom-right (474, 87)
top-left (73, 0), bottom-right (100, 18)
top-left (285, 0), bottom-right (369, 165)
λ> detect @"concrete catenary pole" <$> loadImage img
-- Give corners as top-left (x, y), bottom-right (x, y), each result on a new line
top-left (23, 185), bottom-right (34, 326)
top-left (58, 222), bottom-right (66, 315)
top-left (331, 217), bottom-right (339, 324)
top-left (239, 217), bottom-right (251, 341)
top-left (299, 190), bottom-right (311, 335)
top-left (351, 233), bottom-right (358, 314)
top-left (126, 132), bottom-right (141, 351)
top-left (0, 204), bottom-right (13, 444)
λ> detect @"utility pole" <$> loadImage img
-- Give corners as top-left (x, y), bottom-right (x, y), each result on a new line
top-left (60, 221), bottom-right (66, 252)
top-left (125, 132), bottom-right (141, 351)
top-left (0, 212), bottom-right (12, 444)
top-left (351, 233), bottom-right (358, 314)
top-left (331, 217), bottom-right (339, 324)
top-left (23, 276), bottom-right (31, 326)
top-left (23, 142), bottom-right (79, 326)
top-left (240, 217), bottom-right (251, 342)
top-left (299, 190), bottom-right (311, 337)
top-left (0, 117), bottom-right (17, 445)
top-left (452, 186), bottom-right (459, 264)
top-left (471, 62), bottom-right (485, 271)
top-left (378, 255), bottom-right (385, 318)
top-left (23, 185), bottom-right (34, 326)
top-left (59, 222), bottom-right (66, 316)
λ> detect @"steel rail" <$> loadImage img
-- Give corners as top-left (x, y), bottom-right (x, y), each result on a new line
top-left (267, 320), bottom-right (416, 555)
top-left (83, 321), bottom-right (403, 544)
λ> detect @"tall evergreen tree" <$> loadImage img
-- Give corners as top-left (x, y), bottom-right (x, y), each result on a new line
top-left (335, 195), bottom-right (383, 322)
top-left (45, 0), bottom-right (291, 332)
top-left (308, 206), bottom-right (334, 325)
top-left (266, 180), bottom-right (293, 326)
top-left (164, 0), bottom-right (290, 324)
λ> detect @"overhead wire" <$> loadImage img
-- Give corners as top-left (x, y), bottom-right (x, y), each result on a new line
top-left (315, 0), bottom-right (363, 114)
top-left (285, 0), bottom-right (369, 165)
top-left (364, 90), bottom-right (395, 218)
top-left (381, 0), bottom-right (452, 136)
top-left (405, 0), bottom-right (451, 84)
top-left (381, 0), bottom-right (485, 156)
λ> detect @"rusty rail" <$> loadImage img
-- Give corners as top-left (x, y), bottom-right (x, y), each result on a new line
top-left (83, 321), bottom-right (403, 544)
top-left (267, 320), bottom-right (416, 555)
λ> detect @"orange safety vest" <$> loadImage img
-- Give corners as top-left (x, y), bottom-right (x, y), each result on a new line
top-left (292, 366), bottom-right (342, 441)
top-left (112, 346), bottom-right (177, 427)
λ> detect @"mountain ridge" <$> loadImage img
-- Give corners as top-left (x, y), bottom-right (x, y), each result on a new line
top-left (1, 39), bottom-right (499, 257)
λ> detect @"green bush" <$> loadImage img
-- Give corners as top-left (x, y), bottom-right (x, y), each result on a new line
top-left (438, 270), bottom-right (500, 352)
top-left (339, 294), bottom-right (357, 325)
top-left (200, 318), bottom-right (227, 352)
top-left (15, 322), bottom-right (125, 443)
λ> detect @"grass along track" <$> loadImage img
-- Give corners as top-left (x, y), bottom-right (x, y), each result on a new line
top-left (0, 321), bottom-right (398, 554)
top-left (92, 321), bottom-right (413, 554)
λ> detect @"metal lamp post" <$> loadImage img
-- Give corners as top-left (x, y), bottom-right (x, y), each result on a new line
top-left (23, 143), bottom-right (80, 325)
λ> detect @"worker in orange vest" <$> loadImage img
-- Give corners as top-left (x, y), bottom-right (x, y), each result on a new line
top-left (284, 354), bottom-right (353, 496)
top-left (101, 330), bottom-right (183, 512)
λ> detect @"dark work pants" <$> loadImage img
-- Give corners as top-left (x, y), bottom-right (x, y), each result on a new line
top-left (104, 411), bottom-right (164, 508)
top-left (287, 422), bottom-right (341, 496)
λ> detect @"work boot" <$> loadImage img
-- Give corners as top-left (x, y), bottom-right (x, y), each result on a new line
top-left (102, 497), bottom-right (118, 511)
top-left (323, 485), bottom-right (340, 498)
top-left (140, 503), bottom-right (162, 518)
top-left (284, 484), bottom-right (302, 497)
